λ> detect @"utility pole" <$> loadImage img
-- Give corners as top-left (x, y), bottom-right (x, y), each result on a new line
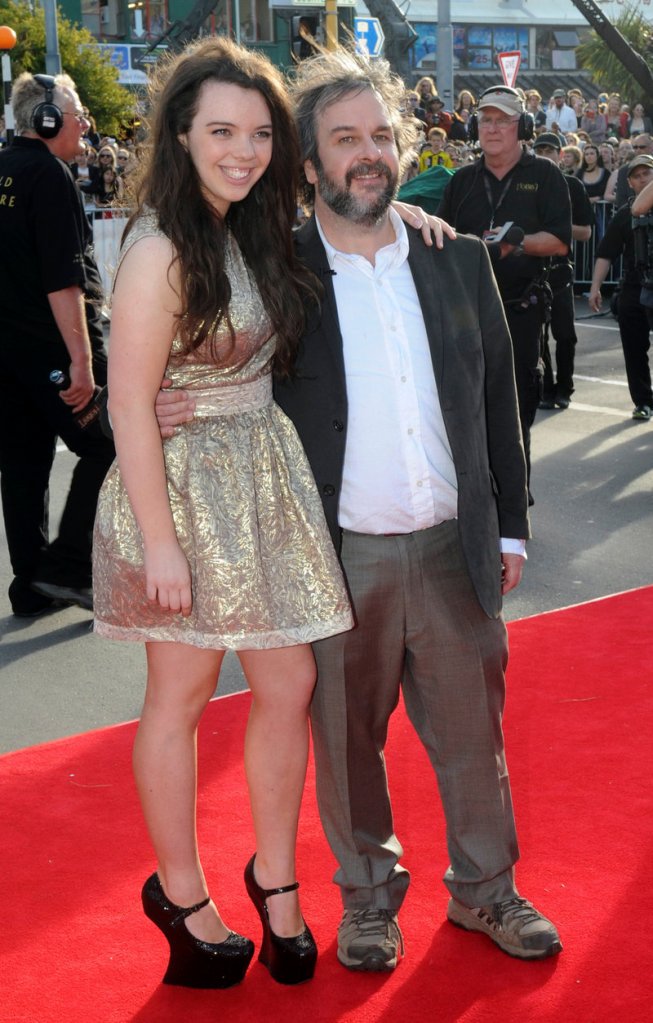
top-left (324, 0), bottom-right (338, 50)
top-left (437, 0), bottom-right (454, 110)
top-left (0, 24), bottom-right (17, 145)
top-left (41, 0), bottom-right (62, 74)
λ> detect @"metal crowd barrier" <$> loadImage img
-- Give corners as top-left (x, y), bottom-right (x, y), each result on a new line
top-left (572, 199), bottom-right (622, 290)
top-left (87, 206), bottom-right (131, 310)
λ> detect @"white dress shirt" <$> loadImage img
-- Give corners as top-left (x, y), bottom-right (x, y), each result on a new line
top-left (315, 209), bottom-right (526, 557)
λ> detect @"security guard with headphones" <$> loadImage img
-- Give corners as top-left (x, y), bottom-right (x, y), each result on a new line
top-left (438, 86), bottom-right (572, 496)
top-left (0, 71), bottom-right (115, 617)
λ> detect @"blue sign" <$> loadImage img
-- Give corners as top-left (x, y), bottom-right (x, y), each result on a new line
top-left (98, 44), bottom-right (129, 71)
top-left (354, 17), bottom-right (385, 59)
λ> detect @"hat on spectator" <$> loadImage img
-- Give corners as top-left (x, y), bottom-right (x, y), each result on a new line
top-left (477, 87), bottom-right (524, 117)
top-left (552, 89), bottom-right (567, 98)
top-left (533, 132), bottom-right (562, 151)
top-left (627, 153), bottom-right (653, 176)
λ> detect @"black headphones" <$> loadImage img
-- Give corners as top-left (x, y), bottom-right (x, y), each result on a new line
top-left (32, 74), bottom-right (64, 139)
top-left (468, 87), bottom-right (534, 144)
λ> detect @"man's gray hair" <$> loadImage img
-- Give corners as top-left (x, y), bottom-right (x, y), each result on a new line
top-left (289, 48), bottom-right (420, 207)
top-left (11, 72), bottom-right (76, 134)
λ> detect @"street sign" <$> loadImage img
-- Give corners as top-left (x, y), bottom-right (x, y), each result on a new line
top-left (498, 51), bottom-right (521, 90)
top-left (354, 17), bottom-right (384, 59)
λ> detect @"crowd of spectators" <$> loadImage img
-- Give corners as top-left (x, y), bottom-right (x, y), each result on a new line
top-left (66, 112), bottom-right (138, 209)
top-left (4, 80), bottom-right (647, 215)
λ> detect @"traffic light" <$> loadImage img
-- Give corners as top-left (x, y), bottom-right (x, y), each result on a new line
top-left (291, 16), bottom-right (319, 60)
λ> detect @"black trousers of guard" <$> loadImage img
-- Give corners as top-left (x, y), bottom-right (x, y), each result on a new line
top-left (542, 284), bottom-right (577, 401)
top-left (616, 285), bottom-right (653, 408)
top-left (503, 300), bottom-right (543, 488)
top-left (0, 334), bottom-right (115, 591)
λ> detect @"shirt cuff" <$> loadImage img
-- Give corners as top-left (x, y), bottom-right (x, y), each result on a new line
top-left (500, 537), bottom-right (527, 559)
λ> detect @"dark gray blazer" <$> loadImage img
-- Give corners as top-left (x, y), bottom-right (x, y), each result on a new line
top-left (275, 217), bottom-right (529, 618)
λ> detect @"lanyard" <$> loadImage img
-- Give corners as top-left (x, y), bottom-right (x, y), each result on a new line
top-left (483, 168), bottom-right (516, 230)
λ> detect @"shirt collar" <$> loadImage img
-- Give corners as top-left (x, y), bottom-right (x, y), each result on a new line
top-left (315, 205), bottom-right (410, 271)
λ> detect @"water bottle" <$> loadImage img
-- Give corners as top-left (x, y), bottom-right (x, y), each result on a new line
top-left (49, 369), bottom-right (107, 431)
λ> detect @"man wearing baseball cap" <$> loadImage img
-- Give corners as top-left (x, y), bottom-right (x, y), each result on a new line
top-left (589, 154), bottom-right (653, 419)
top-left (545, 89), bottom-right (578, 134)
top-left (438, 87), bottom-right (571, 493)
top-left (533, 132), bottom-right (593, 409)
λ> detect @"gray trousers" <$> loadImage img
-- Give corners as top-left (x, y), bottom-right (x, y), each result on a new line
top-left (311, 520), bottom-right (520, 912)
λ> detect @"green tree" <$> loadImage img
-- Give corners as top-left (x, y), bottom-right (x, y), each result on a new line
top-left (0, 0), bottom-right (135, 135)
top-left (577, 5), bottom-right (653, 104)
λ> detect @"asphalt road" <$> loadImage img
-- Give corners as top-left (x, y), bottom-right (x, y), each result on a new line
top-left (1, 298), bottom-right (651, 753)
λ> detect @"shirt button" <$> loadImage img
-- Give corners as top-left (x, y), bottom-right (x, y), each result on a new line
top-left (407, 428), bottom-right (414, 435)
top-left (332, 419), bottom-right (344, 432)
top-left (416, 480), bottom-right (423, 487)
top-left (322, 484), bottom-right (336, 497)
top-left (401, 376), bottom-right (407, 383)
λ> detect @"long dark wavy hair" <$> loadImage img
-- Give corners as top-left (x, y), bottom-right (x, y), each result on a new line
top-left (126, 37), bottom-right (318, 375)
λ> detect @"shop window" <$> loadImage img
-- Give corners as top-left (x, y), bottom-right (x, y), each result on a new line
top-left (536, 27), bottom-right (585, 70)
top-left (412, 23), bottom-right (529, 71)
top-left (127, 1), bottom-right (167, 41)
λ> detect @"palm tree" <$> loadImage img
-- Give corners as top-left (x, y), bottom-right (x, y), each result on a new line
top-left (577, 5), bottom-right (653, 104)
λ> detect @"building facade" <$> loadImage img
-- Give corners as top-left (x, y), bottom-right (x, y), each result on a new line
top-left (56, 0), bottom-right (643, 92)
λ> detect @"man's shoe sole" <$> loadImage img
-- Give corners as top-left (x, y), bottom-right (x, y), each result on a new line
top-left (337, 949), bottom-right (397, 972)
top-left (12, 601), bottom-right (66, 619)
top-left (447, 899), bottom-right (562, 961)
top-left (31, 582), bottom-right (93, 611)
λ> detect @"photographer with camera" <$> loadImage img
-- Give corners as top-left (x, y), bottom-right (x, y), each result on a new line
top-left (588, 154), bottom-right (653, 421)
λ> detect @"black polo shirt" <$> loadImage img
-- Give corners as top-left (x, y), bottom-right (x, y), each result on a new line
top-left (0, 136), bottom-right (103, 345)
top-left (438, 148), bottom-right (572, 300)
top-left (595, 203), bottom-right (642, 286)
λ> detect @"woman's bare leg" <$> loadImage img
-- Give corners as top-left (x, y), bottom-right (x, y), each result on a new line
top-left (134, 641), bottom-right (228, 942)
top-left (239, 644), bottom-right (316, 937)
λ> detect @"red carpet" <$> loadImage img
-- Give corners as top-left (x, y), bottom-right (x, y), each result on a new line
top-left (2, 587), bottom-right (651, 1023)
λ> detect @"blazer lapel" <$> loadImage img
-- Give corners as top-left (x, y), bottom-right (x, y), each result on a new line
top-left (406, 229), bottom-right (445, 392)
top-left (295, 217), bottom-right (347, 387)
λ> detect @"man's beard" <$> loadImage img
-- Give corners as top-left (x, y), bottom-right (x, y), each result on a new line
top-left (314, 157), bottom-right (398, 227)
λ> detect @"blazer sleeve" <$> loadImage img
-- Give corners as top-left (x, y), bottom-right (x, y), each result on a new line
top-left (476, 241), bottom-right (530, 540)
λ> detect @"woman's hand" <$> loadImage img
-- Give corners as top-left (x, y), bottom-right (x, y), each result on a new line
top-left (392, 200), bottom-right (457, 248)
top-left (144, 539), bottom-right (193, 616)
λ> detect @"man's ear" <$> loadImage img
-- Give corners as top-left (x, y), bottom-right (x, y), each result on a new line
top-left (304, 159), bottom-right (318, 185)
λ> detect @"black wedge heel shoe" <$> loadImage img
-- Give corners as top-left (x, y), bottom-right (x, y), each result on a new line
top-left (244, 854), bottom-right (317, 985)
top-left (141, 873), bottom-right (254, 989)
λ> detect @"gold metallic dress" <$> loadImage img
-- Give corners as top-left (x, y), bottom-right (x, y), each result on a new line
top-left (93, 216), bottom-right (353, 649)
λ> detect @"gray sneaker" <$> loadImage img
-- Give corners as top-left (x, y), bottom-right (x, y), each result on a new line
top-left (337, 908), bottom-right (404, 971)
top-left (447, 896), bottom-right (562, 960)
